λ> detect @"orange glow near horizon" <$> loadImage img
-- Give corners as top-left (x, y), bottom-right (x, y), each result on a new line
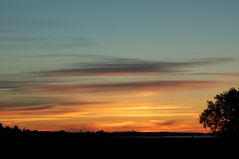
top-left (0, 85), bottom-right (230, 133)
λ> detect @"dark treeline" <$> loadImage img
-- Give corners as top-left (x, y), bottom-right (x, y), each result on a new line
top-left (0, 123), bottom-right (239, 158)
top-left (0, 122), bottom-right (209, 139)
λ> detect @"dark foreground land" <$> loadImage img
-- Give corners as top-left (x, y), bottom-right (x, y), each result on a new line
top-left (1, 130), bottom-right (239, 158)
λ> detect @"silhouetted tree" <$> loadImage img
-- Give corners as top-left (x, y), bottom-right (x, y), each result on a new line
top-left (13, 125), bottom-right (21, 134)
top-left (199, 88), bottom-right (239, 134)
top-left (0, 123), bottom-right (3, 133)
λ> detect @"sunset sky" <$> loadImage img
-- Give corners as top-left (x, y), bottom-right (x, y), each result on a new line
top-left (0, 0), bottom-right (239, 132)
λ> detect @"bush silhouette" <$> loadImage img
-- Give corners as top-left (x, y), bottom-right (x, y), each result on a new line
top-left (199, 87), bottom-right (239, 134)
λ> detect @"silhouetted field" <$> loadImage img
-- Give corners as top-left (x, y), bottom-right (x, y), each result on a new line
top-left (0, 125), bottom-right (238, 158)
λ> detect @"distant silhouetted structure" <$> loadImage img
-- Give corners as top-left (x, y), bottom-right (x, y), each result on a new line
top-left (199, 87), bottom-right (239, 134)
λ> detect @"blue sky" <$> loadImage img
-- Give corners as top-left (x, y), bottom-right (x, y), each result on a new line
top-left (0, 0), bottom-right (239, 131)
top-left (1, 0), bottom-right (239, 58)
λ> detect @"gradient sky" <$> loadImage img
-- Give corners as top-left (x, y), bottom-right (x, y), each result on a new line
top-left (0, 0), bottom-right (239, 132)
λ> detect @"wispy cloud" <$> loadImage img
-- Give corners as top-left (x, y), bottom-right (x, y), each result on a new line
top-left (38, 57), bottom-right (234, 76)
top-left (0, 100), bottom-right (54, 111)
top-left (0, 34), bottom-right (97, 50)
top-left (0, 17), bottom-right (62, 34)
top-left (188, 72), bottom-right (239, 77)
top-left (31, 80), bottom-right (223, 94)
top-left (0, 80), bottom-right (35, 90)
top-left (0, 99), bottom-right (110, 112)
top-left (100, 120), bottom-right (178, 129)
top-left (25, 53), bottom-right (112, 59)
top-left (0, 80), bottom-right (54, 91)
top-left (0, 36), bottom-right (93, 47)
top-left (90, 120), bottom-right (195, 132)
top-left (0, 36), bottom-right (46, 42)
top-left (151, 120), bottom-right (178, 126)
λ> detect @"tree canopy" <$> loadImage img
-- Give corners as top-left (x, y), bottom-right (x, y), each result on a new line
top-left (199, 87), bottom-right (239, 134)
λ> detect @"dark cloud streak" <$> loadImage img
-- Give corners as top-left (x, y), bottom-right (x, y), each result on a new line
top-left (32, 80), bottom-right (223, 93)
top-left (188, 72), bottom-right (239, 77)
top-left (38, 57), bottom-right (234, 77)
top-left (0, 100), bottom-right (53, 111)
top-left (0, 99), bottom-right (110, 112)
